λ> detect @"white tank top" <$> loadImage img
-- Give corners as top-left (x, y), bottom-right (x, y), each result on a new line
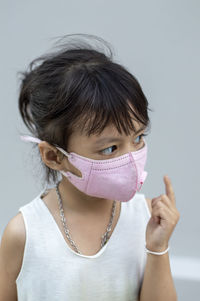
top-left (16, 187), bottom-right (151, 301)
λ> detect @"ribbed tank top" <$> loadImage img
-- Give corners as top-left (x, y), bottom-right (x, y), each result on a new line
top-left (16, 187), bottom-right (151, 301)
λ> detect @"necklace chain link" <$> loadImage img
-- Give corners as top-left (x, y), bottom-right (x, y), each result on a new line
top-left (55, 180), bottom-right (117, 255)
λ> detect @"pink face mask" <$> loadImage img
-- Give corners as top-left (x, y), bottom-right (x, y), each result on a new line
top-left (20, 135), bottom-right (148, 202)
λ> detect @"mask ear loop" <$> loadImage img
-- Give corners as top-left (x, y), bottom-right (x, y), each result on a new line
top-left (20, 135), bottom-right (42, 144)
top-left (20, 135), bottom-right (75, 179)
top-left (55, 146), bottom-right (70, 158)
top-left (20, 135), bottom-right (71, 158)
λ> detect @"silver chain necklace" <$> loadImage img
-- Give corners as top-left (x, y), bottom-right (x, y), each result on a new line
top-left (55, 180), bottom-right (117, 255)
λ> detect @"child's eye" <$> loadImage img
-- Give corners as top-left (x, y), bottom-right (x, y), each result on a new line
top-left (101, 145), bottom-right (117, 155)
top-left (134, 134), bottom-right (144, 144)
top-left (100, 134), bottom-right (146, 155)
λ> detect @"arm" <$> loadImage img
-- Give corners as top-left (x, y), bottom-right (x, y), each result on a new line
top-left (139, 251), bottom-right (177, 301)
top-left (141, 175), bottom-right (180, 301)
top-left (0, 213), bottom-right (26, 301)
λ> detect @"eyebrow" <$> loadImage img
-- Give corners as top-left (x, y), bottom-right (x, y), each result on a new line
top-left (94, 125), bottom-right (146, 146)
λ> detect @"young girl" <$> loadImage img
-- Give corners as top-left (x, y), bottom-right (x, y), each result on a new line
top-left (0, 34), bottom-right (180, 301)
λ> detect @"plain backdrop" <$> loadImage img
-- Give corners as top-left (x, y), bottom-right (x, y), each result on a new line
top-left (0, 0), bottom-right (200, 298)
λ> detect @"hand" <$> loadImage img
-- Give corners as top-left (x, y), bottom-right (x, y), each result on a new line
top-left (145, 175), bottom-right (180, 252)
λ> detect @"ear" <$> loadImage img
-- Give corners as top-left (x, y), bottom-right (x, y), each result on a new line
top-left (145, 198), bottom-right (152, 215)
top-left (38, 141), bottom-right (65, 170)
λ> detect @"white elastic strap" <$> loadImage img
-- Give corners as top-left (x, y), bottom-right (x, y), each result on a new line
top-left (55, 146), bottom-right (70, 158)
top-left (145, 244), bottom-right (170, 255)
top-left (20, 135), bottom-right (70, 158)
top-left (20, 135), bottom-right (42, 144)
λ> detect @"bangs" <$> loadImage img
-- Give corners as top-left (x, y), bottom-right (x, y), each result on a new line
top-left (68, 63), bottom-right (151, 137)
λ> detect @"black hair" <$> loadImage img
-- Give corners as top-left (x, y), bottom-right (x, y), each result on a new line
top-left (17, 33), bottom-right (152, 186)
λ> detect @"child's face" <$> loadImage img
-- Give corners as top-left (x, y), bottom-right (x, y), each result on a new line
top-left (38, 118), bottom-right (147, 180)
top-left (61, 119), bottom-right (146, 178)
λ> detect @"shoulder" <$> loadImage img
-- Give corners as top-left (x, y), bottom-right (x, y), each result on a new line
top-left (0, 212), bottom-right (26, 281)
top-left (145, 197), bottom-right (152, 215)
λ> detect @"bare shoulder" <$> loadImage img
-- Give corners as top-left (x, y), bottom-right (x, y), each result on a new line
top-left (0, 212), bottom-right (26, 281)
top-left (145, 197), bottom-right (152, 215)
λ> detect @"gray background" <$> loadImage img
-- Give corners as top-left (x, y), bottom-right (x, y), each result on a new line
top-left (0, 0), bottom-right (199, 298)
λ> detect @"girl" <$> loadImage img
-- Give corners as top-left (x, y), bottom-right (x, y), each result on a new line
top-left (0, 34), bottom-right (180, 301)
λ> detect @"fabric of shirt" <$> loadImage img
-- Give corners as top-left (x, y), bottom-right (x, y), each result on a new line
top-left (16, 187), bottom-right (151, 301)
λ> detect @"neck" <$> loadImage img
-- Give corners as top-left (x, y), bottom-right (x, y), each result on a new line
top-left (56, 177), bottom-right (115, 215)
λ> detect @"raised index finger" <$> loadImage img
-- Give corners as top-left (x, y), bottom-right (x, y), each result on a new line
top-left (164, 175), bottom-right (176, 203)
